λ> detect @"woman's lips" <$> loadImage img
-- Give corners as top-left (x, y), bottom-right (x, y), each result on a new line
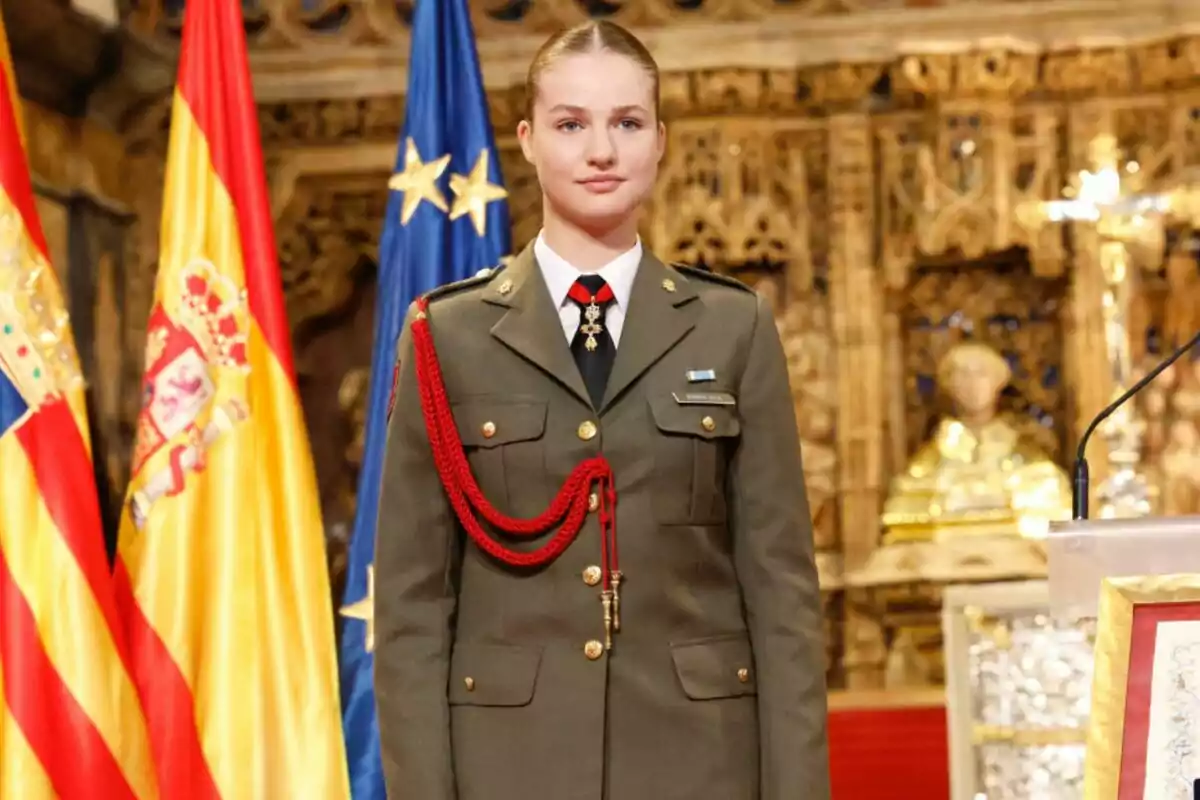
top-left (578, 176), bottom-right (624, 194)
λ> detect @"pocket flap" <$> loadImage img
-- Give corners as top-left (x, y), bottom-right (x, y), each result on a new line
top-left (669, 633), bottom-right (757, 700)
top-left (649, 395), bottom-right (741, 440)
top-left (453, 398), bottom-right (547, 448)
top-left (448, 642), bottom-right (542, 707)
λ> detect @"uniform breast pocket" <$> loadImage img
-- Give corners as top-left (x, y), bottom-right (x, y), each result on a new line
top-left (648, 393), bottom-right (741, 524)
top-left (453, 396), bottom-right (548, 515)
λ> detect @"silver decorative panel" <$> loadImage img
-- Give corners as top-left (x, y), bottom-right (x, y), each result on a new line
top-left (944, 581), bottom-right (1097, 800)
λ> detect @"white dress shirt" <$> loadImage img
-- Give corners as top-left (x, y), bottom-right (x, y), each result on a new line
top-left (534, 232), bottom-right (641, 347)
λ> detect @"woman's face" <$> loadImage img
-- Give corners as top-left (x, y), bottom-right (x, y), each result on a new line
top-left (518, 49), bottom-right (665, 232)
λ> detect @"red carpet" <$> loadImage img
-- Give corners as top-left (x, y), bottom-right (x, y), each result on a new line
top-left (828, 690), bottom-right (950, 800)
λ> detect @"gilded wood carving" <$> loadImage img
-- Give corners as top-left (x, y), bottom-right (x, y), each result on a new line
top-left (107, 2), bottom-right (1200, 686)
top-left (129, 0), bottom-right (1082, 44)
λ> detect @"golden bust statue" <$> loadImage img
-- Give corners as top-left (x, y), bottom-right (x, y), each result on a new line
top-left (882, 341), bottom-right (1071, 543)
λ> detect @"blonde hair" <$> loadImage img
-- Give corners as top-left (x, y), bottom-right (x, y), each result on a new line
top-left (524, 21), bottom-right (661, 122)
top-left (937, 341), bottom-right (1011, 394)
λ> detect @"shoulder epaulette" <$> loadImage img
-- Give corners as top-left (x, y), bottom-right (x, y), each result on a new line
top-left (422, 264), bottom-right (507, 304)
top-left (670, 262), bottom-right (754, 293)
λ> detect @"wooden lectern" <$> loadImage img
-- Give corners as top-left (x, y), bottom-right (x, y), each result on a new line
top-left (1046, 515), bottom-right (1200, 800)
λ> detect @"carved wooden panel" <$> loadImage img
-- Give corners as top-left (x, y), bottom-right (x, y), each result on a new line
top-left (276, 177), bottom-right (386, 335)
top-left (259, 99), bottom-right (405, 148)
top-left (649, 118), bottom-right (825, 294)
top-left (875, 103), bottom-right (1064, 288)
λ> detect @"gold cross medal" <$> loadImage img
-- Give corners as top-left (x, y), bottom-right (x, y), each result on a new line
top-left (580, 301), bottom-right (604, 351)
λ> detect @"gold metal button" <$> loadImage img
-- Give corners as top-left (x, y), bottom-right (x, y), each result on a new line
top-left (481, 421), bottom-right (496, 438)
top-left (588, 492), bottom-right (600, 512)
top-left (737, 667), bottom-right (750, 683)
top-left (582, 565), bottom-right (602, 586)
top-left (577, 420), bottom-right (598, 441)
top-left (701, 416), bottom-right (716, 432)
top-left (662, 278), bottom-right (676, 292)
top-left (497, 279), bottom-right (513, 295)
top-left (464, 677), bottom-right (476, 691)
top-left (584, 639), bottom-right (604, 660)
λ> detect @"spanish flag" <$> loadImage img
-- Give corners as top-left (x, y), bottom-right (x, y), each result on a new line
top-left (0, 11), bottom-right (157, 800)
top-left (112, 0), bottom-right (350, 796)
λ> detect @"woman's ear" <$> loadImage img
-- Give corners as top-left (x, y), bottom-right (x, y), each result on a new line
top-left (517, 119), bottom-right (534, 165)
top-left (655, 119), bottom-right (666, 163)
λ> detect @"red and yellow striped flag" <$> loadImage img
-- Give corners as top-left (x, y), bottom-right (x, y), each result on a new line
top-left (113, 0), bottom-right (350, 796)
top-left (0, 11), bottom-right (158, 800)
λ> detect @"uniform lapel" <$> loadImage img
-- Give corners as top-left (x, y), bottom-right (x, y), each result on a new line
top-left (485, 244), bottom-right (592, 408)
top-left (601, 252), bottom-right (700, 413)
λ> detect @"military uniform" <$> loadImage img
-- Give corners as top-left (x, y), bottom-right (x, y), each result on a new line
top-left (374, 242), bottom-right (830, 800)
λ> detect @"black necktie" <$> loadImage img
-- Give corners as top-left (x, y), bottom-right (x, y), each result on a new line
top-left (568, 275), bottom-right (617, 409)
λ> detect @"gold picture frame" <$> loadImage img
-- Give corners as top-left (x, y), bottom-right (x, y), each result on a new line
top-left (1085, 573), bottom-right (1200, 800)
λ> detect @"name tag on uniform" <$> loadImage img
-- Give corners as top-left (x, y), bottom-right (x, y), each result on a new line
top-left (686, 369), bottom-right (716, 383)
top-left (672, 391), bottom-right (736, 406)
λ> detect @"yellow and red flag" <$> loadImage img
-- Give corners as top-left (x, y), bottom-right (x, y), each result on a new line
top-left (0, 11), bottom-right (157, 800)
top-left (113, 0), bottom-right (350, 796)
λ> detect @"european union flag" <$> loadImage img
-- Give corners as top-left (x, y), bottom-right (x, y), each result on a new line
top-left (337, 0), bottom-right (511, 795)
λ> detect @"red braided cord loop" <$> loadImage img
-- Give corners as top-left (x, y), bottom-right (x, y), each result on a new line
top-left (411, 297), bottom-right (617, 576)
top-left (597, 483), bottom-right (618, 580)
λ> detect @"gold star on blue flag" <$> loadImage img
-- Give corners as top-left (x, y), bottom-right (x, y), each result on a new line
top-left (337, 0), bottom-right (512, 796)
top-left (389, 139), bottom-right (450, 225)
top-left (450, 149), bottom-right (508, 236)
top-left (339, 564), bottom-right (375, 652)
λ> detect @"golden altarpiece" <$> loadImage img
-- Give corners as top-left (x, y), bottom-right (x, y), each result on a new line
top-left (16, 0), bottom-right (1200, 796)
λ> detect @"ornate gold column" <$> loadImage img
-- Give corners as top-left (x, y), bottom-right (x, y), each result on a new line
top-left (827, 114), bottom-right (887, 689)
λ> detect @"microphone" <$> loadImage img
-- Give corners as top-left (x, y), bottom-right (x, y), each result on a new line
top-left (1072, 328), bottom-right (1200, 519)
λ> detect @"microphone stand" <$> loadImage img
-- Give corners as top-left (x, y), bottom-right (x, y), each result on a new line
top-left (1072, 329), bottom-right (1200, 520)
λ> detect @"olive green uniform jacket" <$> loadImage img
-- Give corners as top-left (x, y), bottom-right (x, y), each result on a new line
top-left (374, 244), bottom-right (830, 800)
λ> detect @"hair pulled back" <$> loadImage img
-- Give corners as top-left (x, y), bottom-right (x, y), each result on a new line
top-left (524, 20), bottom-right (661, 122)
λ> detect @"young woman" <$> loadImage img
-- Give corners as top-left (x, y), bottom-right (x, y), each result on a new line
top-left (374, 20), bottom-right (830, 800)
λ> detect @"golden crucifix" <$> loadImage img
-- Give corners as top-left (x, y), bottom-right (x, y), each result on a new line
top-left (1016, 133), bottom-right (1172, 518)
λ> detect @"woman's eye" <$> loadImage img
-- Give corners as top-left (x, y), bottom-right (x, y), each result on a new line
top-left (557, 120), bottom-right (583, 132)
top-left (618, 118), bottom-right (643, 130)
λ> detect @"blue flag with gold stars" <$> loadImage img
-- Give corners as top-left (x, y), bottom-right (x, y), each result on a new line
top-left (337, 0), bottom-right (511, 794)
